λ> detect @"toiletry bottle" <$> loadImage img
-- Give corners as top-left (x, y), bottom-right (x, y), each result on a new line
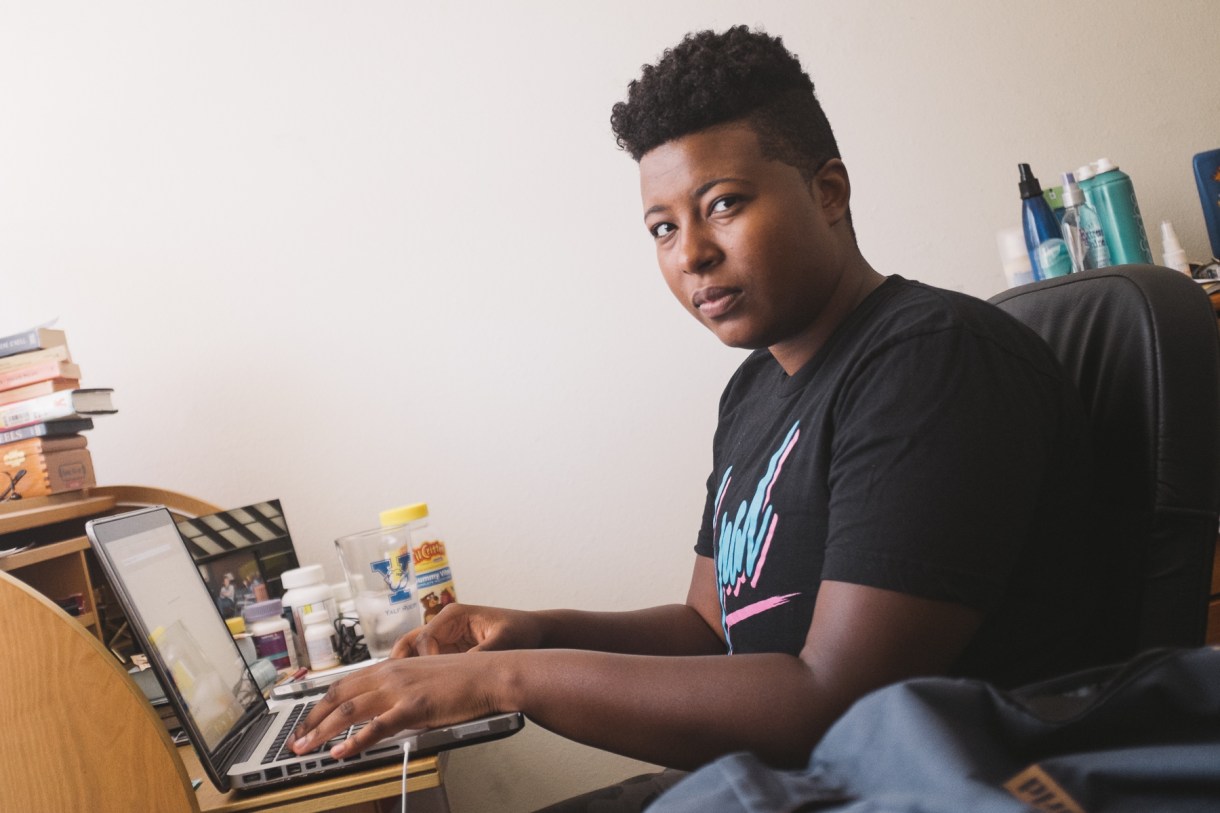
top-left (1018, 164), bottom-right (1072, 280)
top-left (1160, 221), bottom-right (1191, 275)
top-left (1081, 158), bottom-right (1153, 265)
top-left (1060, 172), bottom-right (1110, 272)
top-left (1043, 183), bottom-right (1066, 226)
top-left (996, 226), bottom-right (1035, 288)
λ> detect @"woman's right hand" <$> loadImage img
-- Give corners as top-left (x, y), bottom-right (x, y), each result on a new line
top-left (390, 603), bottom-right (545, 658)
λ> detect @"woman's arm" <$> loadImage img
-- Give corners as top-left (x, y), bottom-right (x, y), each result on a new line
top-left (293, 561), bottom-right (981, 769)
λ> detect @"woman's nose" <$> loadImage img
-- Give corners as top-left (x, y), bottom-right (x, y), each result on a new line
top-left (676, 222), bottom-right (722, 275)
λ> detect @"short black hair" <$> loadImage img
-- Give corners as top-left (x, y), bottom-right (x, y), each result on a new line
top-left (610, 26), bottom-right (841, 182)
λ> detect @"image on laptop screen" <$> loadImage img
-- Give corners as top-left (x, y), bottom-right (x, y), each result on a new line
top-left (103, 512), bottom-right (261, 750)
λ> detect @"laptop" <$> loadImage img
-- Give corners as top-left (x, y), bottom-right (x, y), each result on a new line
top-left (87, 505), bottom-right (524, 792)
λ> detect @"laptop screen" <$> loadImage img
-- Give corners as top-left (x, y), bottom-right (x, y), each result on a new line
top-left (93, 508), bottom-right (263, 752)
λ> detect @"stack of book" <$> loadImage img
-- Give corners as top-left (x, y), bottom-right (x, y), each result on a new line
top-left (0, 325), bottom-right (117, 499)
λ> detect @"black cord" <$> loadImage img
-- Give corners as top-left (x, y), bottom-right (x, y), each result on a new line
top-left (334, 614), bottom-right (368, 664)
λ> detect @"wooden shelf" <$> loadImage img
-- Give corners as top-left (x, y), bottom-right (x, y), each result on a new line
top-left (0, 487), bottom-right (224, 646)
top-left (0, 534), bottom-right (90, 572)
top-left (0, 485), bottom-right (265, 649)
top-left (0, 492), bottom-right (117, 535)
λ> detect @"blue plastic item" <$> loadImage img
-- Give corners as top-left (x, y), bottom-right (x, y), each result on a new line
top-left (1194, 148), bottom-right (1220, 260)
top-left (1018, 164), bottom-right (1072, 280)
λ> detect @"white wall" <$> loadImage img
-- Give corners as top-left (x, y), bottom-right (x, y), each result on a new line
top-left (2, 2), bottom-right (1217, 810)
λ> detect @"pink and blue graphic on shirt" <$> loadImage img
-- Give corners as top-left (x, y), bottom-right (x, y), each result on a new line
top-left (714, 420), bottom-right (801, 653)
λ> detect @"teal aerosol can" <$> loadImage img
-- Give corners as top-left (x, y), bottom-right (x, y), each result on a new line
top-left (1079, 158), bottom-right (1152, 265)
top-left (1018, 164), bottom-right (1072, 280)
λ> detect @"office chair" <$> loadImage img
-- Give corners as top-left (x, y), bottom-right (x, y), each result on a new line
top-left (989, 265), bottom-right (1220, 656)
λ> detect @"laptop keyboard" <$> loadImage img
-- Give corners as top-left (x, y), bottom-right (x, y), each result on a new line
top-left (262, 701), bottom-right (371, 764)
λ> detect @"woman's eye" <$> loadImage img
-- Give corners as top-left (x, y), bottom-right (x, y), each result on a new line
top-left (650, 222), bottom-right (675, 238)
top-left (710, 195), bottom-right (740, 214)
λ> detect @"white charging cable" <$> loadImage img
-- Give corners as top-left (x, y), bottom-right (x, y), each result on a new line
top-left (399, 740), bottom-right (411, 813)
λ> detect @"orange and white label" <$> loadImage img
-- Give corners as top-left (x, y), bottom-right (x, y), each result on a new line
top-left (1004, 765), bottom-right (1087, 813)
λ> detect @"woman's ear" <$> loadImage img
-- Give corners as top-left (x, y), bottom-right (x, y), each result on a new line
top-left (811, 159), bottom-right (851, 227)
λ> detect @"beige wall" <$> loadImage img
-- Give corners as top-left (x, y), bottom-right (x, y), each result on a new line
top-left (3, 2), bottom-right (1217, 810)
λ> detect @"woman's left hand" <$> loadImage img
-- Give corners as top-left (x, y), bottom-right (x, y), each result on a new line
top-left (288, 651), bottom-right (512, 758)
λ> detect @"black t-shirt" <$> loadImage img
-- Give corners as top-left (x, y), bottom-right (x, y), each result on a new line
top-left (695, 276), bottom-right (1110, 687)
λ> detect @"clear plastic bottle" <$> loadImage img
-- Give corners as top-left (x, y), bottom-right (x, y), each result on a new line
top-left (379, 502), bottom-right (458, 625)
top-left (1059, 172), bottom-right (1110, 272)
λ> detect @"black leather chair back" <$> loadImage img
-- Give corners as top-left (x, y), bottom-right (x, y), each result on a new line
top-left (989, 265), bottom-right (1220, 654)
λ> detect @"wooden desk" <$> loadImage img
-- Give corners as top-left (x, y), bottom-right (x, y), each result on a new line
top-left (178, 746), bottom-right (450, 813)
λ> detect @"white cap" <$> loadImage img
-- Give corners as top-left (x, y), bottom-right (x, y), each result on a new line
top-left (1160, 221), bottom-right (1190, 275)
top-left (1075, 164), bottom-right (1095, 182)
top-left (1060, 172), bottom-right (1085, 207)
top-left (281, 564), bottom-right (326, 590)
top-left (1093, 157), bottom-right (1118, 174)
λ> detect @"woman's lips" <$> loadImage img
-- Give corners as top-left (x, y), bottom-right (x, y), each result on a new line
top-left (693, 286), bottom-right (742, 318)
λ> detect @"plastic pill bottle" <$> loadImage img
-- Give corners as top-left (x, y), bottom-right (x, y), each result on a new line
top-left (303, 609), bottom-right (340, 670)
top-left (379, 502), bottom-right (457, 625)
top-left (224, 616), bottom-right (258, 665)
top-left (243, 599), bottom-right (298, 670)
top-left (280, 564), bottom-right (338, 669)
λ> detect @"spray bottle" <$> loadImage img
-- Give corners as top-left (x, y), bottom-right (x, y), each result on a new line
top-left (1160, 221), bottom-right (1191, 275)
top-left (1060, 172), bottom-right (1110, 272)
top-left (1018, 164), bottom-right (1072, 279)
top-left (1081, 158), bottom-right (1153, 265)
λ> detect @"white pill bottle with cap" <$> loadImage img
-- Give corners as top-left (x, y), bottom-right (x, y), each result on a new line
top-left (380, 503), bottom-right (457, 625)
top-left (303, 609), bottom-right (340, 670)
top-left (280, 564), bottom-right (338, 669)
top-left (242, 599), bottom-right (298, 670)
